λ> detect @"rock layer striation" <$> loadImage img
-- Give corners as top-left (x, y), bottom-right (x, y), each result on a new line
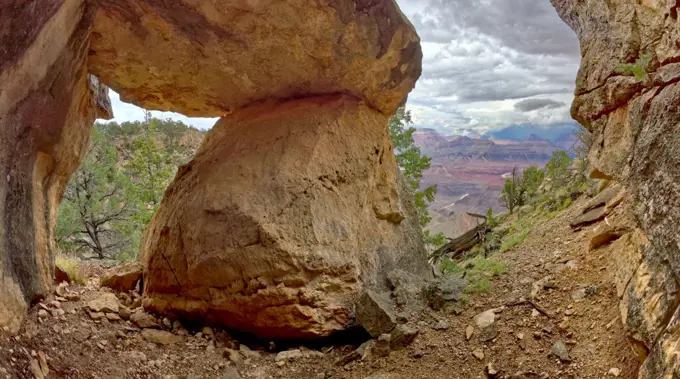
top-left (552, 1), bottom-right (680, 377)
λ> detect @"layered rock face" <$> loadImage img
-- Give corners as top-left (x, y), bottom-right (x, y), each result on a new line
top-left (552, 1), bottom-right (680, 377)
top-left (0, 0), bottom-right (112, 333)
top-left (0, 0), bottom-right (424, 338)
top-left (141, 95), bottom-right (428, 339)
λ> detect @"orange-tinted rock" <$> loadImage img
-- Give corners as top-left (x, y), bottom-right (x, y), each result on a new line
top-left (0, 0), bottom-right (422, 337)
top-left (0, 0), bottom-right (112, 333)
top-left (141, 95), bottom-right (428, 339)
top-left (100, 261), bottom-right (143, 293)
top-left (89, 0), bottom-right (421, 116)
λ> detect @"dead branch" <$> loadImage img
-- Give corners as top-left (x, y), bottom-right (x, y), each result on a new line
top-left (428, 215), bottom-right (489, 264)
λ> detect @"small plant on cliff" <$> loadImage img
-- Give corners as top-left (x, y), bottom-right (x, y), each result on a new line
top-left (388, 107), bottom-right (445, 247)
top-left (616, 54), bottom-right (652, 80)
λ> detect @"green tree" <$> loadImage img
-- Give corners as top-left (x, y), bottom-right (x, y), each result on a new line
top-left (125, 112), bottom-right (176, 225)
top-left (500, 167), bottom-right (524, 214)
top-left (57, 128), bottom-right (134, 259)
top-left (521, 166), bottom-right (545, 199)
top-left (546, 150), bottom-right (573, 185)
top-left (388, 107), bottom-right (444, 246)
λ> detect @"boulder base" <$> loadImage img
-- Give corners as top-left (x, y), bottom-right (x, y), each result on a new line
top-left (140, 95), bottom-right (428, 339)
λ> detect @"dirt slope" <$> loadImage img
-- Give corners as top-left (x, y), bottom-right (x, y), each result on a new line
top-left (0, 195), bottom-right (636, 379)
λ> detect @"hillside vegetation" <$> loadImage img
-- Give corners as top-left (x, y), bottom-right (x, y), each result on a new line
top-left (56, 115), bottom-right (204, 261)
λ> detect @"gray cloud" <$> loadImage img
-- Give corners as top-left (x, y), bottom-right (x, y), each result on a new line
top-left (514, 98), bottom-right (566, 112)
top-left (402, 0), bottom-right (581, 131)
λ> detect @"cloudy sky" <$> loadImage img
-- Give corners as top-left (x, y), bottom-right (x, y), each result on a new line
top-left (106, 0), bottom-right (582, 135)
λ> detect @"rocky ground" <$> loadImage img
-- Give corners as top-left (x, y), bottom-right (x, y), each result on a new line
top-left (0, 194), bottom-right (637, 379)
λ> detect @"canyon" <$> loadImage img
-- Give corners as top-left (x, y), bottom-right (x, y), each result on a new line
top-left (413, 128), bottom-right (569, 237)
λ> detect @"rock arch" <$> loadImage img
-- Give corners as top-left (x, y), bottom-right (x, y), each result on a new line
top-left (0, 0), bottom-right (426, 337)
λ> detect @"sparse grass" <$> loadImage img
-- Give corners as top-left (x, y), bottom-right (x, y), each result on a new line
top-left (558, 197), bottom-right (573, 211)
top-left (56, 254), bottom-right (86, 285)
top-left (439, 256), bottom-right (507, 293)
top-left (500, 232), bottom-right (528, 253)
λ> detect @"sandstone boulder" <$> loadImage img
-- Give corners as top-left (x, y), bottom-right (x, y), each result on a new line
top-left (100, 261), bottom-right (143, 293)
top-left (89, 0), bottom-right (421, 116)
top-left (141, 95), bottom-right (429, 339)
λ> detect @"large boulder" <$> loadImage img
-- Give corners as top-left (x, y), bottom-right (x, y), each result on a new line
top-left (88, 0), bottom-right (421, 116)
top-left (552, 1), bottom-right (680, 376)
top-left (140, 95), bottom-right (429, 339)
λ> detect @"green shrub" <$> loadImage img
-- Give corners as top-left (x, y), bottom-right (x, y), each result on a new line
top-left (558, 197), bottom-right (573, 211)
top-left (500, 233), bottom-right (528, 252)
top-left (438, 256), bottom-right (506, 293)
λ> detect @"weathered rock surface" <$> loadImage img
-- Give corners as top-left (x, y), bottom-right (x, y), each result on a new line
top-left (552, 1), bottom-right (680, 377)
top-left (0, 0), bottom-right (423, 338)
top-left (100, 261), bottom-right (143, 293)
top-left (0, 0), bottom-right (112, 333)
top-left (141, 95), bottom-right (428, 339)
top-left (89, 0), bottom-right (421, 116)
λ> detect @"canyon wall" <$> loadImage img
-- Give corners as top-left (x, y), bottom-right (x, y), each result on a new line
top-left (0, 0), bottom-right (112, 333)
top-left (552, 1), bottom-right (680, 376)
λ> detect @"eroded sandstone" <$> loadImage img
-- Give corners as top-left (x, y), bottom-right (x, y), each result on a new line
top-left (0, 0), bottom-right (112, 333)
top-left (553, 0), bottom-right (680, 376)
top-left (89, 0), bottom-right (422, 116)
top-left (140, 95), bottom-right (428, 339)
top-left (0, 0), bottom-right (423, 337)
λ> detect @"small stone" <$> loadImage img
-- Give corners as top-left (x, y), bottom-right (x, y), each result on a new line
top-left (275, 349), bottom-right (303, 362)
top-left (373, 334), bottom-right (391, 357)
top-left (224, 348), bottom-right (243, 364)
top-left (89, 312), bottom-right (105, 320)
top-left (356, 290), bottom-right (397, 337)
top-left (479, 324), bottom-right (499, 342)
top-left (472, 348), bottom-right (485, 361)
top-left (551, 340), bottom-right (571, 362)
top-left (37, 309), bottom-right (48, 318)
top-left (432, 320), bottom-right (449, 330)
top-left (64, 293), bottom-right (80, 302)
top-left (141, 329), bottom-right (182, 345)
top-left (162, 318), bottom-right (172, 329)
top-left (87, 293), bottom-right (120, 313)
top-left (130, 311), bottom-right (159, 328)
top-left (465, 325), bottom-right (474, 341)
top-left (106, 313), bottom-right (121, 321)
top-left (516, 333), bottom-right (524, 340)
top-left (486, 362), bottom-right (499, 377)
top-left (474, 309), bottom-right (495, 328)
top-left (390, 324), bottom-right (418, 350)
top-left (119, 306), bottom-right (131, 320)
top-left (607, 368), bottom-right (621, 377)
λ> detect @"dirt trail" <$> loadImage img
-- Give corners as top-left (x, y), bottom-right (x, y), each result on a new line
top-left (0, 195), bottom-right (637, 379)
